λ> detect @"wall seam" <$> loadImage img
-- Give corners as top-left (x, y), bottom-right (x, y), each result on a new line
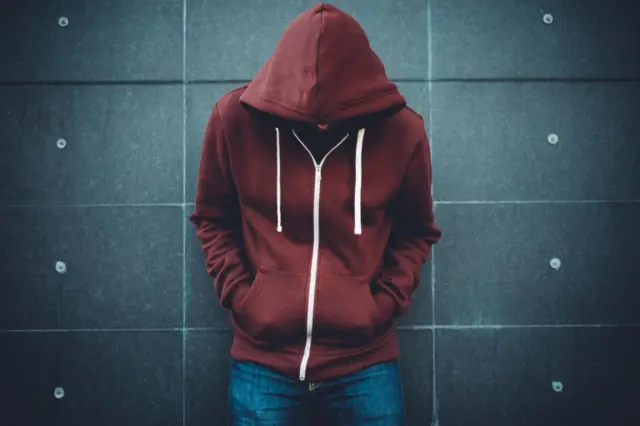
top-left (181, 0), bottom-right (188, 426)
top-left (427, 1), bottom-right (439, 426)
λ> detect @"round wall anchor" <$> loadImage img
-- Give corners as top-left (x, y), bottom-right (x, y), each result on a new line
top-left (547, 133), bottom-right (559, 145)
top-left (55, 261), bottom-right (67, 274)
top-left (552, 381), bottom-right (563, 392)
top-left (56, 138), bottom-right (67, 150)
top-left (549, 258), bottom-right (562, 270)
top-left (53, 386), bottom-right (65, 399)
top-left (58, 17), bottom-right (69, 27)
top-left (543, 13), bottom-right (554, 24)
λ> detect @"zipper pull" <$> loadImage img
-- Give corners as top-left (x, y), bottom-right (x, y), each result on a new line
top-left (315, 166), bottom-right (321, 181)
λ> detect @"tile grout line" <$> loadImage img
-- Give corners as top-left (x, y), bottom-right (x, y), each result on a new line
top-left (427, 1), bottom-right (438, 425)
top-left (404, 323), bottom-right (640, 330)
top-left (182, 0), bottom-right (188, 425)
top-left (1, 323), bottom-right (639, 334)
top-left (435, 199), bottom-right (640, 204)
top-left (430, 250), bottom-right (438, 425)
top-left (2, 77), bottom-right (639, 86)
top-left (3, 199), bottom-right (639, 210)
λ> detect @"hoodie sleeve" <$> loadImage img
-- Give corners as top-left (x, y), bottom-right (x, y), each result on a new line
top-left (372, 131), bottom-right (442, 321)
top-left (189, 102), bottom-right (252, 311)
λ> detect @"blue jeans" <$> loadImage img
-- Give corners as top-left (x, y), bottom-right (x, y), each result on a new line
top-left (228, 359), bottom-right (407, 426)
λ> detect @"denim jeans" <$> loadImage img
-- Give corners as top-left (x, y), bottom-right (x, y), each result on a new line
top-left (228, 359), bottom-right (407, 426)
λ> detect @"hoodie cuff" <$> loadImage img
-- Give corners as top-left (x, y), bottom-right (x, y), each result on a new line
top-left (373, 291), bottom-right (397, 324)
top-left (228, 283), bottom-right (251, 312)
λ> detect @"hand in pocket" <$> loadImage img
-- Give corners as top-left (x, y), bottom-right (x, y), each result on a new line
top-left (312, 272), bottom-right (380, 348)
top-left (233, 268), bottom-right (308, 345)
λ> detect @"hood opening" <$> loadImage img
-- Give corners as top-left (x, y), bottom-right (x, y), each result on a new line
top-left (239, 2), bottom-right (406, 126)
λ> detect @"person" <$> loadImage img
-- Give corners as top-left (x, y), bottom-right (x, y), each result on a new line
top-left (190, 2), bottom-right (441, 425)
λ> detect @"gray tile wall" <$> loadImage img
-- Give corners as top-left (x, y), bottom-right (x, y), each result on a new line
top-left (1, 1), bottom-right (638, 425)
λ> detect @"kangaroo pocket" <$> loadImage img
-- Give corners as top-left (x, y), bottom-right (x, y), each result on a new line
top-left (313, 272), bottom-right (379, 348)
top-left (233, 268), bottom-right (308, 345)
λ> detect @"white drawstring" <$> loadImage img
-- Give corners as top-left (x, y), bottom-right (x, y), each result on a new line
top-left (275, 126), bottom-right (365, 235)
top-left (275, 127), bottom-right (283, 233)
top-left (354, 128), bottom-right (365, 235)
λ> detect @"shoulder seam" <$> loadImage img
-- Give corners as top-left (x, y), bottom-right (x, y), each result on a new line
top-left (404, 105), bottom-right (424, 121)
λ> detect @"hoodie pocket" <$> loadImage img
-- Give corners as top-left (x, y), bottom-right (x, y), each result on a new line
top-left (234, 268), bottom-right (308, 345)
top-left (313, 272), bottom-right (379, 348)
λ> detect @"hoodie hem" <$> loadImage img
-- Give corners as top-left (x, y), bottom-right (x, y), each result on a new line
top-left (229, 325), bottom-right (400, 382)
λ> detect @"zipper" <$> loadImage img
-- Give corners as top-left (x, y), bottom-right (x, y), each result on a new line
top-left (292, 130), bottom-right (350, 381)
top-left (298, 165), bottom-right (322, 381)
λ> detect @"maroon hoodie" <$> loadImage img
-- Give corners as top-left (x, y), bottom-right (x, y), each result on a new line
top-left (190, 2), bottom-right (441, 382)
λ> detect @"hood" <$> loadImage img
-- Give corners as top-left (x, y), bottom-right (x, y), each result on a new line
top-left (239, 3), bottom-right (406, 237)
top-left (239, 2), bottom-right (406, 125)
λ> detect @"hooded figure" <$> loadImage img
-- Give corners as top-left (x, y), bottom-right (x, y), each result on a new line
top-left (191, 3), bottom-right (441, 424)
